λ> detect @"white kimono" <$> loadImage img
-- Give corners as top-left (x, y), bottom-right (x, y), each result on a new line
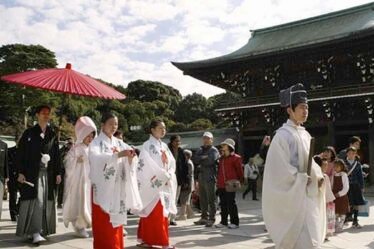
top-left (262, 119), bottom-right (326, 249)
top-left (63, 143), bottom-right (92, 229)
top-left (136, 135), bottom-right (177, 218)
top-left (89, 132), bottom-right (142, 228)
top-left (63, 116), bottom-right (96, 229)
top-left (324, 174), bottom-right (335, 203)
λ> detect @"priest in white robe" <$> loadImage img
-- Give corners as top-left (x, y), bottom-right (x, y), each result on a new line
top-left (89, 113), bottom-right (142, 249)
top-left (262, 83), bottom-right (326, 249)
top-left (63, 116), bottom-right (96, 238)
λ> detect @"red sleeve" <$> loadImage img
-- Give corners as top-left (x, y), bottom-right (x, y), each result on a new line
top-left (235, 157), bottom-right (244, 180)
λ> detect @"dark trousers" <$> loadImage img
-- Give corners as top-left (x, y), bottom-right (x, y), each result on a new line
top-left (218, 188), bottom-right (239, 226)
top-left (352, 208), bottom-right (359, 224)
top-left (198, 177), bottom-right (216, 221)
top-left (57, 173), bottom-right (65, 206)
top-left (7, 173), bottom-right (19, 217)
top-left (243, 179), bottom-right (257, 200)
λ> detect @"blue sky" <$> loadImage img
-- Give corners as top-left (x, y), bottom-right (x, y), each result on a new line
top-left (1, 0), bottom-right (372, 97)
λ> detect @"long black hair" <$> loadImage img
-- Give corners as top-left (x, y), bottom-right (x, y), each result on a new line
top-left (35, 105), bottom-right (51, 114)
top-left (323, 146), bottom-right (336, 162)
top-left (169, 135), bottom-right (181, 143)
top-left (101, 112), bottom-right (117, 124)
top-left (148, 119), bottom-right (164, 134)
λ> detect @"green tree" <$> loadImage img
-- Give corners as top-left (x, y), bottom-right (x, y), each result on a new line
top-left (168, 122), bottom-right (187, 132)
top-left (175, 93), bottom-right (212, 124)
top-left (207, 91), bottom-right (243, 127)
top-left (189, 118), bottom-right (213, 131)
top-left (126, 80), bottom-right (182, 110)
top-left (0, 44), bottom-right (57, 75)
top-left (0, 44), bottom-right (58, 136)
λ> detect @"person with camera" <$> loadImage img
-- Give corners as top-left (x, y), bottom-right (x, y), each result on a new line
top-left (243, 157), bottom-right (259, 201)
top-left (214, 138), bottom-right (243, 229)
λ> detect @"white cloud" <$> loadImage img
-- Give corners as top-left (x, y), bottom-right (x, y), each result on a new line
top-left (119, 24), bottom-right (157, 45)
top-left (135, 62), bottom-right (225, 97)
top-left (154, 33), bottom-right (188, 53)
top-left (183, 20), bottom-right (226, 45)
top-left (126, 0), bottom-right (179, 21)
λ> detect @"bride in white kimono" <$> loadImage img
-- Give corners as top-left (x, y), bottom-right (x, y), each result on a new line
top-left (262, 84), bottom-right (326, 249)
top-left (63, 116), bottom-right (97, 238)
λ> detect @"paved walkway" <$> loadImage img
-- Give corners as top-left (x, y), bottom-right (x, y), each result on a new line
top-left (0, 195), bottom-right (373, 248)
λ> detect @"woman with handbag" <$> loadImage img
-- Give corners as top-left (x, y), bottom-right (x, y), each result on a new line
top-left (215, 138), bottom-right (243, 229)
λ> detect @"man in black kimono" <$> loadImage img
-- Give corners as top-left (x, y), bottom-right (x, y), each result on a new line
top-left (0, 139), bottom-right (9, 221)
top-left (16, 105), bottom-right (61, 244)
top-left (7, 145), bottom-right (18, 221)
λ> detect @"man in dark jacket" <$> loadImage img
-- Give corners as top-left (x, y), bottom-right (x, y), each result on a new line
top-left (0, 139), bottom-right (9, 220)
top-left (168, 135), bottom-right (188, 226)
top-left (7, 145), bottom-right (18, 221)
top-left (57, 137), bottom-right (74, 208)
top-left (193, 132), bottom-right (219, 227)
top-left (16, 105), bottom-right (61, 244)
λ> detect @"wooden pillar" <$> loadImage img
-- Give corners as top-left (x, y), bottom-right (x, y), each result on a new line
top-left (327, 120), bottom-right (336, 146)
top-left (368, 124), bottom-right (374, 184)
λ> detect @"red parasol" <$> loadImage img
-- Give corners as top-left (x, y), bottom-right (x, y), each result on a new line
top-left (1, 63), bottom-right (126, 99)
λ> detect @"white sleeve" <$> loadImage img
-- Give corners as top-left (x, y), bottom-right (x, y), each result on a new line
top-left (89, 141), bottom-right (119, 172)
top-left (324, 175), bottom-right (335, 202)
top-left (244, 164), bottom-right (249, 178)
top-left (338, 173), bottom-right (349, 197)
top-left (64, 147), bottom-right (76, 172)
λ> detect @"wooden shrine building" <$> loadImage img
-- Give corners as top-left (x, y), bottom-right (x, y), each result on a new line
top-left (172, 3), bottom-right (374, 182)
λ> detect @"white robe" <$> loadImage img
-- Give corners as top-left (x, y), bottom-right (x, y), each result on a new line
top-left (63, 143), bottom-right (92, 229)
top-left (262, 119), bottom-right (326, 249)
top-left (136, 135), bottom-right (177, 218)
top-left (89, 132), bottom-right (142, 228)
top-left (63, 116), bottom-right (96, 230)
top-left (324, 174), bottom-right (335, 203)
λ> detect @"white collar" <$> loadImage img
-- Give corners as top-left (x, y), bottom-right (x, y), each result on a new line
top-left (149, 135), bottom-right (163, 147)
top-left (286, 119), bottom-right (305, 130)
top-left (346, 158), bottom-right (355, 164)
top-left (98, 131), bottom-right (115, 144)
top-left (334, 172), bottom-right (346, 176)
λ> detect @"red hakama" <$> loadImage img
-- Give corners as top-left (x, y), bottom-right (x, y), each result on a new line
top-left (92, 201), bottom-right (124, 249)
top-left (137, 200), bottom-right (169, 246)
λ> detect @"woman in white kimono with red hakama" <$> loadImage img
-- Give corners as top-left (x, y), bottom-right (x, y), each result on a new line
top-left (63, 116), bottom-right (97, 238)
top-left (89, 113), bottom-right (142, 249)
top-left (136, 120), bottom-right (178, 249)
top-left (262, 84), bottom-right (326, 249)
